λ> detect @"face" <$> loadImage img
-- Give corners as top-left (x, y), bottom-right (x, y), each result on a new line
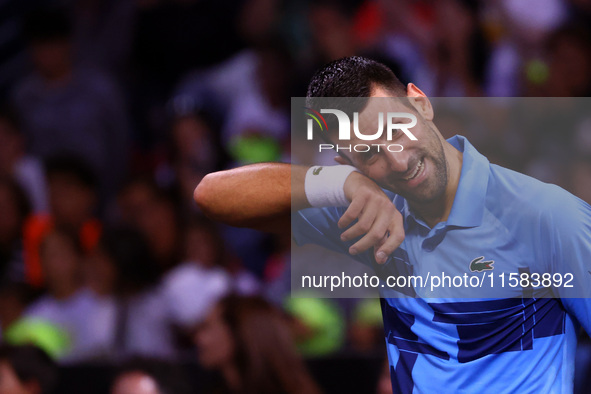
top-left (111, 372), bottom-right (160, 394)
top-left (193, 305), bottom-right (235, 369)
top-left (172, 116), bottom-right (211, 160)
top-left (184, 226), bottom-right (218, 267)
top-left (135, 198), bottom-right (177, 264)
top-left (341, 87), bottom-right (449, 204)
top-left (117, 182), bottom-right (153, 226)
top-left (0, 362), bottom-right (34, 394)
top-left (30, 40), bottom-right (71, 80)
top-left (40, 232), bottom-right (80, 289)
top-left (48, 175), bottom-right (95, 227)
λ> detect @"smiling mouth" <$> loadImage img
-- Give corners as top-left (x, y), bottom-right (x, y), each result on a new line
top-left (402, 159), bottom-right (424, 181)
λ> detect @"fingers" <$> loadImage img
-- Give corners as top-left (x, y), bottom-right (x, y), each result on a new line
top-left (339, 201), bottom-right (405, 263)
top-left (374, 212), bottom-right (405, 264)
top-left (337, 179), bottom-right (405, 262)
top-left (338, 196), bottom-right (365, 229)
top-left (349, 206), bottom-right (398, 254)
top-left (347, 211), bottom-right (391, 256)
top-left (340, 203), bottom-right (378, 241)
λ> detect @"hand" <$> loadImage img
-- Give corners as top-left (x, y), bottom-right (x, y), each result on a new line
top-left (339, 172), bottom-right (405, 264)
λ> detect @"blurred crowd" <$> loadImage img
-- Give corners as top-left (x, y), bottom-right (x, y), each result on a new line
top-left (0, 0), bottom-right (590, 392)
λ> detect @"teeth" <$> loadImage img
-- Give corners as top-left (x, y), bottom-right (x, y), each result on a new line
top-left (403, 160), bottom-right (423, 181)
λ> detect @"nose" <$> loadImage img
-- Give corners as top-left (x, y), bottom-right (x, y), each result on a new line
top-left (384, 147), bottom-right (411, 174)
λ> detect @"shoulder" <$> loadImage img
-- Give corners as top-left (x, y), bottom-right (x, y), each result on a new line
top-left (11, 75), bottom-right (41, 103)
top-left (75, 68), bottom-right (121, 98)
top-left (488, 164), bottom-right (575, 213)
top-left (24, 296), bottom-right (56, 318)
top-left (487, 163), bottom-right (589, 231)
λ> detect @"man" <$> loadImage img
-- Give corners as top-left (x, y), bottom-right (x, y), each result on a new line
top-left (12, 7), bottom-right (130, 200)
top-left (23, 155), bottom-right (101, 288)
top-left (194, 56), bottom-right (591, 392)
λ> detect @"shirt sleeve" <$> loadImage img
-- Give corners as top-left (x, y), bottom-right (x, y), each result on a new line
top-left (542, 186), bottom-right (591, 333)
top-left (291, 207), bottom-right (376, 267)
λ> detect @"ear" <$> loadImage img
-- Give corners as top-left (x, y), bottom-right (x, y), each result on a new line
top-left (406, 83), bottom-right (434, 121)
top-left (334, 156), bottom-right (349, 165)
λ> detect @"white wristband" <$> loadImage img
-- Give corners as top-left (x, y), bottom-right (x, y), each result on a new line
top-left (304, 165), bottom-right (358, 207)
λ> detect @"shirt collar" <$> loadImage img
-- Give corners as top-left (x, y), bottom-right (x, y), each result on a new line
top-left (394, 135), bottom-right (490, 229)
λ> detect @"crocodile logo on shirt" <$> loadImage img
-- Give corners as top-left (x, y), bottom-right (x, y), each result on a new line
top-left (469, 256), bottom-right (494, 272)
top-left (312, 167), bottom-right (323, 175)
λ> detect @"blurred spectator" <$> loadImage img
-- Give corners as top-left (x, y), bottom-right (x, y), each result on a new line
top-left (129, 0), bottom-right (243, 149)
top-left (0, 177), bottom-right (31, 284)
top-left (359, 0), bottom-right (430, 88)
top-left (112, 371), bottom-right (160, 394)
top-left (369, 0), bottom-right (489, 96)
top-left (0, 0), bottom-right (589, 388)
top-left (182, 216), bottom-right (259, 295)
top-left (0, 107), bottom-right (47, 213)
top-left (84, 227), bottom-right (171, 360)
top-left (429, 0), bottom-right (489, 96)
top-left (115, 178), bottom-right (181, 272)
top-left (72, 0), bottom-right (136, 82)
top-left (0, 344), bottom-right (58, 394)
top-left (114, 177), bottom-right (155, 227)
top-left (193, 295), bottom-right (322, 394)
top-left (174, 40), bottom-right (292, 167)
top-left (0, 0), bottom-right (46, 100)
top-left (223, 43), bottom-right (292, 166)
top-left (568, 0), bottom-right (591, 24)
top-left (348, 298), bottom-right (384, 354)
top-left (539, 25), bottom-right (591, 96)
top-left (110, 357), bottom-right (192, 394)
top-left (11, 7), bottom-right (130, 200)
top-left (155, 111), bottom-right (227, 214)
top-left (22, 155), bottom-right (101, 288)
top-left (159, 216), bottom-right (231, 337)
top-left (375, 359), bottom-right (393, 394)
top-left (485, 0), bottom-right (567, 96)
top-left (307, 0), bottom-right (358, 64)
top-left (237, 0), bottom-right (282, 46)
top-left (21, 228), bottom-right (106, 362)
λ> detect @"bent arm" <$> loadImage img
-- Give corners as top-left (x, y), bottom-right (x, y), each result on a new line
top-left (194, 163), bottom-right (310, 232)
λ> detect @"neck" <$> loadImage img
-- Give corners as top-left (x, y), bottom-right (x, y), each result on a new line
top-left (410, 142), bottom-right (463, 228)
top-left (42, 65), bottom-right (72, 85)
top-left (222, 363), bottom-right (241, 391)
top-left (52, 281), bottom-right (80, 300)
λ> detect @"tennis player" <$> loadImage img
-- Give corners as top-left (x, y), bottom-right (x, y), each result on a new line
top-left (194, 56), bottom-right (591, 393)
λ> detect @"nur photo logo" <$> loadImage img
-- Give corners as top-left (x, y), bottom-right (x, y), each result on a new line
top-left (304, 107), bottom-right (418, 153)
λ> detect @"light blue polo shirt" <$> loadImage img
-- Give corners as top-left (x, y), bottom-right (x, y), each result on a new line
top-left (292, 135), bottom-right (591, 393)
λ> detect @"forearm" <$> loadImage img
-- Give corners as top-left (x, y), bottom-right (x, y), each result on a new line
top-left (194, 163), bottom-right (309, 230)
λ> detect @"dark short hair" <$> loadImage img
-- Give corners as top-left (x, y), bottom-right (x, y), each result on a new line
top-left (23, 7), bottom-right (72, 43)
top-left (306, 56), bottom-right (409, 135)
top-left (40, 225), bottom-right (84, 256)
top-left (306, 56), bottom-right (406, 99)
top-left (45, 154), bottom-right (98, 190)
top-left (98, 226), bottom-right (160, 295)
top-left (0, 344), bottom-right (58, 394)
